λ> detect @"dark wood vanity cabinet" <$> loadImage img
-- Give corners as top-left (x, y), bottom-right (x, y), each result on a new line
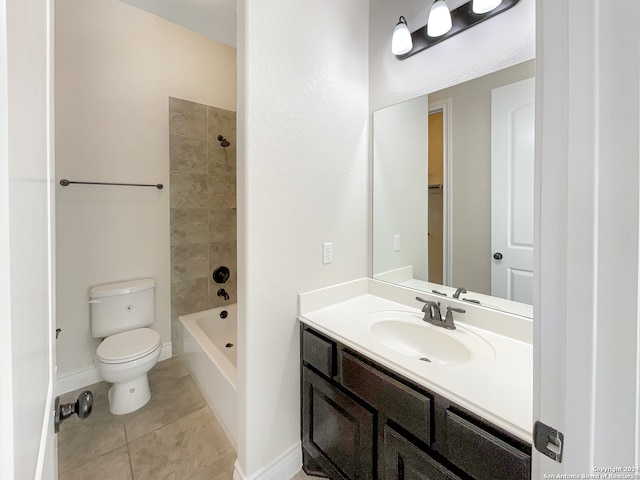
top-left (301, 324), bottom-right (531, 480)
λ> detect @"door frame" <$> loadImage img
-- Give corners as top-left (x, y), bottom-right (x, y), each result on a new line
top-left (428, 98), bottom-right (452, 286)
top-left (0, 0), bottom-right (57, 478)
top-left (534, 0), bottom-right (640, 475)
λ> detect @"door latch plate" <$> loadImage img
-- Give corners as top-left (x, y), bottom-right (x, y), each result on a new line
top-left (534, 420), bottom-right (564, 463)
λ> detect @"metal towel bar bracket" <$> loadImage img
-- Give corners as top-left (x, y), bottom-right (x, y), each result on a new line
top-left (60, 179), bottom-right (163, 189)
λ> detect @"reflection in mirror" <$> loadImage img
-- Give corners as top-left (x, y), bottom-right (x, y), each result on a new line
top-left (373, 59), bottom-right (535, 318)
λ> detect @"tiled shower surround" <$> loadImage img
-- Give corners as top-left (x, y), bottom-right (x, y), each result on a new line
top-left (169, 97), bottom-right (236, 351)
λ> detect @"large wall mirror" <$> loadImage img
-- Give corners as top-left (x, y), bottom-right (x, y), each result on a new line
top-left (373, 59), bottom-right (535, 318)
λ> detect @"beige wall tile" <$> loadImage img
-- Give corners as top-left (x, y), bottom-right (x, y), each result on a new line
top-left (209, 172), bottom-right (236, 209)
top-left (209, 208), bottom-right (237, 242)
top-left (207, 106), bottom-right (236, 140)
top-left (171, 243), bottom-right (209, 282)
top-left (170, 135), bottom-right (207, 173)
top-left (170, 99), bottom-right (237, 346)
top-left (170, 173), bottom-right (208, 208)
top-left (208, 140), bottom-right (236, 175)
top-left (169, 97), bottom-right (207, 138)
top-left (170, 208), bottom-right (208, 246)
top-left (171, 278), bottom-right (209, 319)
top-left (208, 241), bottom-right (237, 275)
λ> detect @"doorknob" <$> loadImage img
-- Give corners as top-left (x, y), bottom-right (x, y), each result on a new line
top-left (54, 390), bottom-right (93, 433)
top-left (493, 252), bottom-right (503, 260)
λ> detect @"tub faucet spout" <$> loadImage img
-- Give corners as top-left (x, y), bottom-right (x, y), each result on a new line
top-left (217, 288), bottom-right (230, 301)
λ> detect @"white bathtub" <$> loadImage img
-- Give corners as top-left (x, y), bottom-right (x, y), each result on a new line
top-left (180, 305), bottom-right (237, 451)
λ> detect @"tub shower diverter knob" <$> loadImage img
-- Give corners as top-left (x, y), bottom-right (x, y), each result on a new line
top-left (212, 266), bottom-right (230, 284)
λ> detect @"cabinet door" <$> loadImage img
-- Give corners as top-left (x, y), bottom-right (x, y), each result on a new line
top-left (445, 410), bottom-right (530, 480)
top-left (302, 367), bottom-right (375, 480)
top-left (383, 426), bottom-right (462, 480)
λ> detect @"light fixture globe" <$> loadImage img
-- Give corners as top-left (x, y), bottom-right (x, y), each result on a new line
top-left (392, 16), bottom-right (413, 55)
top-left (427, 0), bottom-right (453, 37)
top-left (472, 0), bottom-right (503, 14)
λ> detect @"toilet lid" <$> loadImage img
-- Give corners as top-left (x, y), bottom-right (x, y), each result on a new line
top-left (97, 328), bottom-right (161, 364)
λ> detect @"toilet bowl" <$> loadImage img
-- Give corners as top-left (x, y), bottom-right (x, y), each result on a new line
top-left (96, 327), bottom-right (161, 414)
top-left (90, 278), bottom-right (161, 415)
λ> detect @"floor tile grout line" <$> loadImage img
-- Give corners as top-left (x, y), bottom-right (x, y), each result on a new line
top-left (123, 420), bottom-right (136, 480)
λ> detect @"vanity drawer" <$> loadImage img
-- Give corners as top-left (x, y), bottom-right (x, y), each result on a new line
top-left (302, 328), bottom-right (335, 378)
top-left (339, 351), bottom-right (432, 444)
top-left (445, 410), bottom-right (530, 480)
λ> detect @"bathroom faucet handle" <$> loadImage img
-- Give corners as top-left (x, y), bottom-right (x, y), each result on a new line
top-left (443, 306), bottom-right (465, 329)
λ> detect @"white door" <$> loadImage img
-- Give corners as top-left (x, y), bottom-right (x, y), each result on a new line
top-left (490, 77), bottom-right (535, 304)
top-left (0, 0), bottom-right (57, 478)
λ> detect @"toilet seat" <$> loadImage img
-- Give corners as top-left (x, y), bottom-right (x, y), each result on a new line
top-left (97, 328), bottom-right (161, 364)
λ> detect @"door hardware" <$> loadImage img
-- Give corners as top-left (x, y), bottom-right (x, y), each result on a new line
top-left (533, 421), bottom-right (564, 463)
top-left (54, 390), bottom-right (93, 433)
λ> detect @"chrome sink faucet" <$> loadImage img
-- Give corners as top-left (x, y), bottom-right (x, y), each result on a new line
top-left (416, 297), bottom-right (465, 330)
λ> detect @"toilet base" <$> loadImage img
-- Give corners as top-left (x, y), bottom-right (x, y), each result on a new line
top-left (107, 374), bottom-right (151, 415)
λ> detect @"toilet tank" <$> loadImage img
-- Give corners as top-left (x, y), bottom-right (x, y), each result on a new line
top-left (90, 278), bottom-right (156, 338)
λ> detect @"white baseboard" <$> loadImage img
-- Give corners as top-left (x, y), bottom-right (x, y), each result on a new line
top-left (56, 341), bottom-right (173, 395)
top-left (233, 442), bottom-right (302, 480)
top-left (56, 365), bottom-right (101, 395)
top-left (159, 341), bottom-right (173, 362)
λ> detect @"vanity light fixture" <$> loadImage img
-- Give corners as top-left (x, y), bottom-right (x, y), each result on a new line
top-left (472, 0), bottom-right (503, 14)
top-left (427, 0), bottom-right (452, 38)
top-left (393, 0), bottom-right (520, 60)
top-left (392, 16), bottom-right (413, 55)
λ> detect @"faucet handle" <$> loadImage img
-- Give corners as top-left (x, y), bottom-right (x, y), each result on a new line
top-left (443, 306), bottom-right (465, 329)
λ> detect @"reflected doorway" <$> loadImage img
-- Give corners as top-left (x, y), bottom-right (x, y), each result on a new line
top-left (428, 110), bottom-right (444, 284)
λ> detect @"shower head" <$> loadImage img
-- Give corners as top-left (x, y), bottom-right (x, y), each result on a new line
top-left (217, 135), bottom-right (230, 148)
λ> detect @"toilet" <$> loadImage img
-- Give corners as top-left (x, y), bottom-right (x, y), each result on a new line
top-left (90, 278), bottom-right (161, 415)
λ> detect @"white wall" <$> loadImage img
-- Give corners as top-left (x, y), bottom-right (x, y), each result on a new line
top-left (373, 95), bottom-right (429, 279)
top-left (237, 0), bottom-right (369, 477)
top-left (369, 0), bottom-right (535, 111)
top-left (55, 0), bottom-right (236, 381)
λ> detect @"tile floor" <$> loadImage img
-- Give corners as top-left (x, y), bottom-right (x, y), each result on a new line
top-left (58, 357), bottom-right (319, 480)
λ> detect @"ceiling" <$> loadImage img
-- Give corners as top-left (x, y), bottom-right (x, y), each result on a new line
top-left (119, 0), bottom-right (237, 47)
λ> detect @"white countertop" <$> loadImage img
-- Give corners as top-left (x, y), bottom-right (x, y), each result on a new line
top-left (298, 278), bottom-right (533, 443)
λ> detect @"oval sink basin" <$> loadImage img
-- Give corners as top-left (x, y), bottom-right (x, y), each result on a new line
top-left (362, 311), bottom-right (494, 366)
top-left (370, 320), bottom-right (470, 365)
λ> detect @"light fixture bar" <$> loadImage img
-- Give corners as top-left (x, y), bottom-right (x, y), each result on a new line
top-left (395, 0), bottom-right (520, 60)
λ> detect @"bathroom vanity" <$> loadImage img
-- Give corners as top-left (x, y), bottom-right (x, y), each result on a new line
top-left (298, 279), bottom-right (532, 480)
